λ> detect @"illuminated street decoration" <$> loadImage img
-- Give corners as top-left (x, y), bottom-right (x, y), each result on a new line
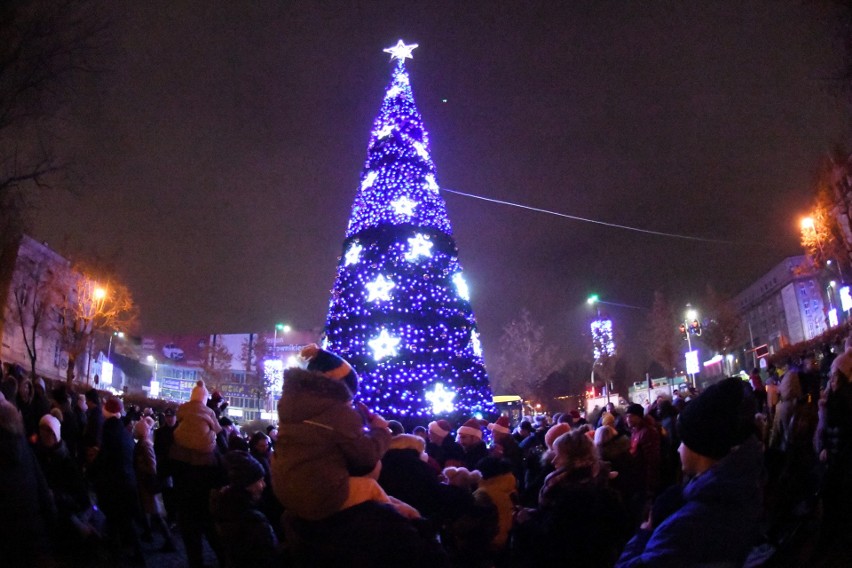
top-left (591, 318), bottom-right (615, 360)
top-left (264, 359), bottom-right (284, 394)
top-left (321, 41), bottom-right (493, 418)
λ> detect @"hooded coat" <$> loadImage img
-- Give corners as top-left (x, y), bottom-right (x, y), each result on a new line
top-left (271, 367), bottom-right (391, 521)
top-left (616, 436), bottom-right (764, 567)
top-left (173, 399), bottom-right (222, 456)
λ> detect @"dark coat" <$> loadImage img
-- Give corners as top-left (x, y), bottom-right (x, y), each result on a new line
top-left (461, 439), bottom-right (489, 471)
top-left (34, 440), bottom-right (90, 518)
top-left (286, 500), bottom-right (450, 567)
top-left (426, 434), bottom-right (465, 468)
top-left (210, 485), bottom-right (279, 568)
top-left (513, 466), bottom-right (630, 567)
top-left (616, 436), bottom-right (764, 567)
top-left (89, 416), bottom-right (138, 517)
top-left (0, 425), bottom-right (55, 566)
top-left (379, 447), bottom-right (472, 522)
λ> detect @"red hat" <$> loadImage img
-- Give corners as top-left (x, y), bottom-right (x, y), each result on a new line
top-left (103, 397), bottom-right (123, 419)
top-left (428, 419), bottom-right (452, 437)
top-left (457, 418), bottom-right (483, 440)
top-left (487, 416), bottom-right (511, 435)
top-left (545, 423), bottom-right (572, 450)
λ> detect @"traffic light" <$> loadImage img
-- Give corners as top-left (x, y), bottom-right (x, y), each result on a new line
top-left (679, 323), bottom-right (688, 340)
top-left (691, 319), bottom-right (702, 337)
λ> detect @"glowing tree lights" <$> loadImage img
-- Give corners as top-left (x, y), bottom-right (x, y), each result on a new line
top-left (322, 40), bottom-right (493, 419)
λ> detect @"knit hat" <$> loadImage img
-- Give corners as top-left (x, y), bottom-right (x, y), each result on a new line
top-left (678, 377), bottom-right (755, 459)
top-left (428, 419), bottom-right (452, 438)
top-left (39, 414), bottom-right (61, 442)
top-left (190, 380), bottom-right (209, 403)
top-left (103, 397), bottom-right (123, 419)
top-left (831, 350), bottom-right (852, 380)
top-left (625, 403), bottom-right (645, 417)
top-left (301, 343), bottom-right (359, 396)
top-left (133, 416), bottom-right (155, 439)
top-left (224, 450), bottom-right (265, 488)
top-left (457, 418), bottom-right (483, 439)
top-left (601, 412), bottom-right (616, 428)
top-left (545, 423), bottom-right (572, 449)
top-left (487, 416), bottom-right (511, 435)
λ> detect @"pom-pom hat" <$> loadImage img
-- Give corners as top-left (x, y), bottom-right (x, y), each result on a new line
top-left (545, 423), bottom-right (572, 449)
top-left (487, 416), bottom-right (511, 435)
top-left (301, 343), bottom-right (359, 396)
top-left (191, 380), bottom-right (209, 403)
top-left (457, 418), bottom-right (483, 440)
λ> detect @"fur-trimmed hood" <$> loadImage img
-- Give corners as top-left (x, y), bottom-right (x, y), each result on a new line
top-left (278, 367), bottom-right (353, 424)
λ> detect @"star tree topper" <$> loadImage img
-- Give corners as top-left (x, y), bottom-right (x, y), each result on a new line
top-left (383, 39), bottom-right (418, 63)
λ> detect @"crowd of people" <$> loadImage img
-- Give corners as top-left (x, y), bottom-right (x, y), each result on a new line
top-left (0, 338), bottom-right (851, 567)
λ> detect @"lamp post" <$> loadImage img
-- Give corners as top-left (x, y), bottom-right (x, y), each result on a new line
top-left (273, 323), bottom-right (290, 358)
top-left (681, 304), bottom-right (701, 389)
top-left (107, 331), bottom-right (124, 359)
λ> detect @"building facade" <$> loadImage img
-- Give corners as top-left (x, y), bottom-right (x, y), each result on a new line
top-left (734, 255), bottom-right (829, 362)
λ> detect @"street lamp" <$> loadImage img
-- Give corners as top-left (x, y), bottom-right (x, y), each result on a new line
top-left (273, 323), bottom-right (290, 358)
top-left (801, 216), bottom-right (846, 282)
top-left (107, 331), bottom-right (124, 359)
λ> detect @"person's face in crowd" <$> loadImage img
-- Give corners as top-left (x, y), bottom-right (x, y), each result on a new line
top-left (246, 478), bottom-right (265, 503)
top-left (165, 413), bottom-right (176, 427)
top-left (626, 413), bottom-right (643, 430)
top-left (606, 403), bottom-right (615, 413)
top-left (457, 432), bottom-right (480, 450)
top-left (428, 429), bottom-right (445, 444)
top-left (38, 423), bottom-right (58, 448)
top-left (253, 436), bottom-right (270, 454)
top-left (268, 428), bottom-right (278, 443)
top-left (678, 442), bottom-right (701, 476)
top-left (551, 447), bottom-right (569, 470)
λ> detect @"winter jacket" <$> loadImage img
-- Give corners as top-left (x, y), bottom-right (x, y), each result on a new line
top-left (513, 465), bottom-right (629, 567)
top-left (210, 485), bottom-right (279, 568)
top-left (173, 400), bottom-right (221, 454)
top-left (615, 436), bottom-right (764, 567)
top-left (271, 368), bottom-right (391, 520)
top-left (473, 471), bottom-right (517, 549)
top-left (460, 439), bottom-right (489, 471)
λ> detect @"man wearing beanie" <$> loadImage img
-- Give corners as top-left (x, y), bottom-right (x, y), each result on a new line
top-left (271, 344), bottom-right (392, 521)
top-left (210, 451), bottom-right (279, 567)
top-left (426, 418), bottom-right (465, 468)
top-left (616, 377), bottom-right (762, 567)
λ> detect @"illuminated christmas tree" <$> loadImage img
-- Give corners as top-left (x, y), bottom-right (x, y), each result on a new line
top-left (322, 40), bottom-right (493, 421)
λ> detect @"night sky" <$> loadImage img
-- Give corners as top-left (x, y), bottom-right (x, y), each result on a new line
top-left (30, 1), bottom-right (852, 371)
